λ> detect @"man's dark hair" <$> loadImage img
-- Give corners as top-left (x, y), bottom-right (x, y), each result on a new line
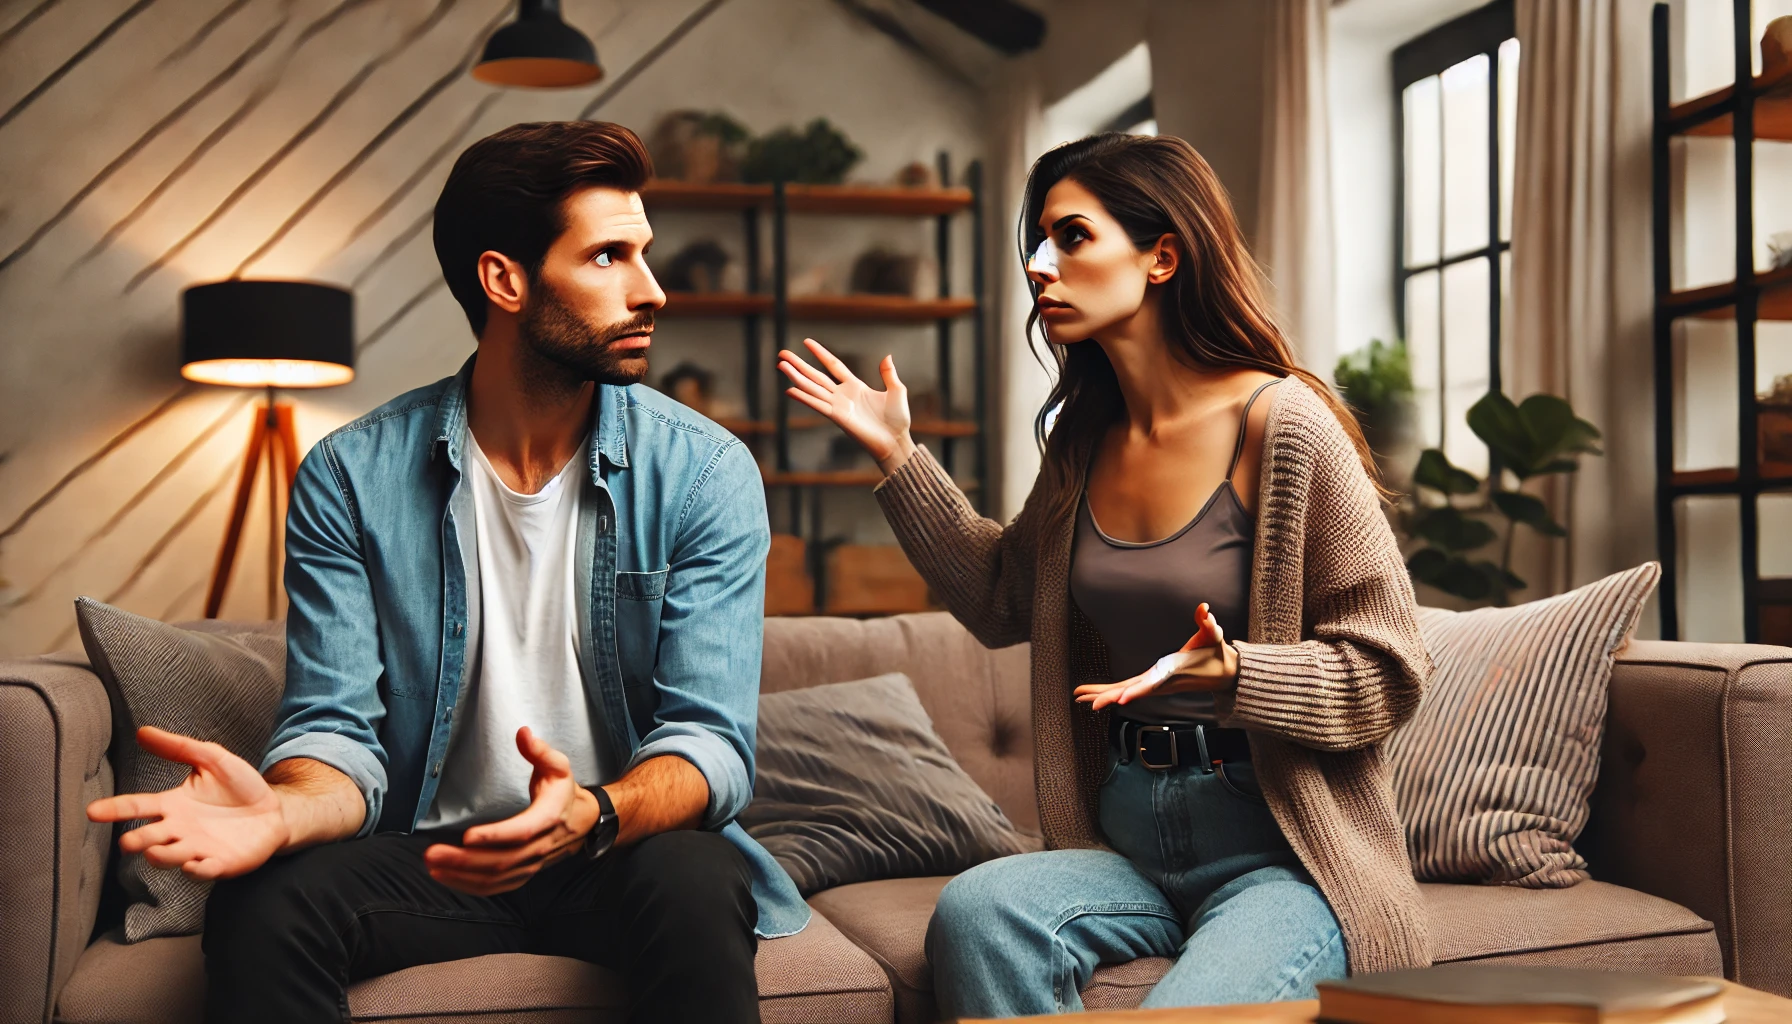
top-left (433, 121), bottom-right (653, 337)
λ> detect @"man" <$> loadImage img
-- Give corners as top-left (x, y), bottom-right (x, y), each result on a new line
top-left (86, 121), bottom-right (807, 1024)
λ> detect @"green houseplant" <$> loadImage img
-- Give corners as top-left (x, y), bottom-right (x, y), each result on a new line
top-left (1333, 338), bottom-right (1415, 463)
top-left (1403, 392), bottom-right (1603, 604)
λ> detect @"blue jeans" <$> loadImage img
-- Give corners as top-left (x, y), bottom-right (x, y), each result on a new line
top-left (926, 746), bottom-right (1346, 1018)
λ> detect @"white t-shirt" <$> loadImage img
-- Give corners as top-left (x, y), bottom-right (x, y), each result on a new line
top-left (420, 433), bottom-right (605, 831)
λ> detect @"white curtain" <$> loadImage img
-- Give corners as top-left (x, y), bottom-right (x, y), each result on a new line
top-left (1255, 0), bottom-right (1336, 374)
top-left (1507, 0), bottom-right (1654, 602)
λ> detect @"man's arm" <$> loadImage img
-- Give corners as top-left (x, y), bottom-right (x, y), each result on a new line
top-left (604, 754), bottom-right (706, 847)
top-left (625, 439), bottom-right (770, 828)
top-left (89, 443), bottom-right (391, 875)
top-left (261, 441), bottom-right (392, 832)
top-left (266, 757), bottom-right (367, 850)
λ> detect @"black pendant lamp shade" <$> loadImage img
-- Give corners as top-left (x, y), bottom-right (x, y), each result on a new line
top-left (181, 280), bottom-right (355, 389)
top-left (473, 0), bottom-right (604, 88)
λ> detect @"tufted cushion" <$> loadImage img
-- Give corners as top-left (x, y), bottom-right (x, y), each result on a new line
top-left (762, 612), bottom-right (1038, 836)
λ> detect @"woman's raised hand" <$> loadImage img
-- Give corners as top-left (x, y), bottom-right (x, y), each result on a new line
top-left (779, 338), bottom-right (917, 476)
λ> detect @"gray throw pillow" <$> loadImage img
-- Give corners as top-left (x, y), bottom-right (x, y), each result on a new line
top-left (742, 672), bottom-right (1033, 896)
top-left (75, 598), bottom-right (286, 941)
top-left (1385, 563), bottom-right (1659, 888)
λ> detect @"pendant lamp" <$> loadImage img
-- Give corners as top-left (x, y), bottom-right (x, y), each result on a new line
top-left (472, 0), bottom-right (604, 88)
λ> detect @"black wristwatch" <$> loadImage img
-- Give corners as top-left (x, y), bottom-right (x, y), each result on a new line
top-left (582, 786), bottom-right (619, 861)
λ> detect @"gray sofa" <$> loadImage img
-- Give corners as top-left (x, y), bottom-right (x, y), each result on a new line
top-left (3, 611), bottom-right (1788, 1023)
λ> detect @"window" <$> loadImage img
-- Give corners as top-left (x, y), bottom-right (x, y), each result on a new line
top-left (1395, 0), bottom-right (1517, 476)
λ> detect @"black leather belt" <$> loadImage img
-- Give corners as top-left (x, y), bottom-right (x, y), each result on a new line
top-left (1110, 717), bottom-right (1251, 773)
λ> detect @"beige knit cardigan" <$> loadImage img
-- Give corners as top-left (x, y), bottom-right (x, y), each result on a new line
top-left (873, 376), bottom-right (1434, 975)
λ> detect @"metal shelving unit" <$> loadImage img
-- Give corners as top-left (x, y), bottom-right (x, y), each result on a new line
top-left (641, 154), bottom-right (988, 610)
top-left (1651, 1), bottom-right (1792, 642)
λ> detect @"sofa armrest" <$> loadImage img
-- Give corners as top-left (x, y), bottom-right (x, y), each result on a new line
top-left (0, 652), bottom-right (113, 1024)
top-left (1587, 640), bottom-right (1792, 998)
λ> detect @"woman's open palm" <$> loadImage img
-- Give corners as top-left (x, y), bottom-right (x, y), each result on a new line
top-left (779, 338), bottom-right (913, 471)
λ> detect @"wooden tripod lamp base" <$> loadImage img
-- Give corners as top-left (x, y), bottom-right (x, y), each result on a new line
top-left (180, 278), bottom-right (355, 620)
top-left (205, 390), bottom-right (300, 619)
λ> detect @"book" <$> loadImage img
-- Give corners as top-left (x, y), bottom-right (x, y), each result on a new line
top-left (1316, 965), bottom-right (1725, 1024)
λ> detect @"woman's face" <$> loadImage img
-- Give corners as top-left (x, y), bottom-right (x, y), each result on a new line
top-left (1027, 177), bottom-right (1174, 345)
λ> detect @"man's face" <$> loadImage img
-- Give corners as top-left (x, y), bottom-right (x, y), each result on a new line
top-left (519, 185), bottom-right (666, 386)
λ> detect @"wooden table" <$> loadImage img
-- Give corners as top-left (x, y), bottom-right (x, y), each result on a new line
top-left (960, 980), bottom-right (1792, 1023)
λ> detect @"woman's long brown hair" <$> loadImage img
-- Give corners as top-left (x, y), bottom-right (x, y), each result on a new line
top-left (1020, 133), bottom-right (1385, 522)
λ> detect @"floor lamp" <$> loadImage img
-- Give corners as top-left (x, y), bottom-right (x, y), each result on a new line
top-left (180, 280), bottom-right (355, 619)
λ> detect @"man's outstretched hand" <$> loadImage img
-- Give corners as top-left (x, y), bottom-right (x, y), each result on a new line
top-left (424, 726), bottom-right (601, 897)
top-left (86, 726), bottom-right (290, 881)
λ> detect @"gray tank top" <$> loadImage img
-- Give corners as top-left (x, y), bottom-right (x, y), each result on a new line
top-left (1069, 378), bottom-right (1280, 724)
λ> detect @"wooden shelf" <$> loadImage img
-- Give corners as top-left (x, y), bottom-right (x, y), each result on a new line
top-left (912, 419), bottom-right (979, 437)
top-left (1661, 265), bottom-right (1792, 320)
top-left (658, 292), bottom-right (977, 322)
top-left (762, 470), bottom-right (885, 487)
top-left (790, 295), bottom-right (977, 322)
top-left (762, 469), bottom-right (979, 489)
top-left (660, 292), bottom-right (771, 316)
top-left (639, 179), bottom-right (974, 215)
top-left (1668, 466), bottom-right (1792, 491)
top-left (720, 417), bottom-right (977, 437)
top-left (1670, 62), bottom-right (1792, 140)
top-left (785, 184), bottom-right (973, 216)
top-left (638, 180), bottom-right (769, 210)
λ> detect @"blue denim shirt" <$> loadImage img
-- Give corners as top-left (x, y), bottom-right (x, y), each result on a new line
top-left (260, 356), bottom-right (810, 938)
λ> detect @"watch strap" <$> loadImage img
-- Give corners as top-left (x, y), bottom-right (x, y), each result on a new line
top-left (583, 786), bottom-right (618, 860)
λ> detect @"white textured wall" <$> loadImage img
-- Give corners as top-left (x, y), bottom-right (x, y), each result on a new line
top-left (0, 0), bottom-right (985, 657)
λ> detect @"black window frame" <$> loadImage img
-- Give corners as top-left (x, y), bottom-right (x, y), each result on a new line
top-left (1393, 0), bottom-right (1515, 460)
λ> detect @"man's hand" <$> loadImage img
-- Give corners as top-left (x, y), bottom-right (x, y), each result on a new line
top-left (424, 727), bottom-right (601, 897)
top-left (86, 726), bottom-right (291, 881)
top-left (1074, 602), bottom-right (1241, 712)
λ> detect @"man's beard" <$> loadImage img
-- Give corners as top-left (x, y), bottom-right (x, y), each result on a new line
top-left (517, 277), bottom-right (652, 389)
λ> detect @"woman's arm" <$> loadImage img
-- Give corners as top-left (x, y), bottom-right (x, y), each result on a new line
top-left (1218, 392), bottom-right (1431, 751)
top-left (780, 339), bottom-right (1037, 648)
top-left (873, 445), bottom-right (1036, 648)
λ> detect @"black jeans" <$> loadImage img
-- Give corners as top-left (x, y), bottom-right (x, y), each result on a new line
top-left (202, 828), bottom-right (759, 1024)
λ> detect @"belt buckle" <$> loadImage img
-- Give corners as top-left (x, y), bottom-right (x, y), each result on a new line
top-left (1135, 725), bottom-right (1178, 770)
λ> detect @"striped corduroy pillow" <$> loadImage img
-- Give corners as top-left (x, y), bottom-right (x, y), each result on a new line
top-left (1385, 562), bottom-right (1660, 888)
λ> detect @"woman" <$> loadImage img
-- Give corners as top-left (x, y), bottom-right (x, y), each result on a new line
top-left (777, 133), bottom-right (1431, 1017)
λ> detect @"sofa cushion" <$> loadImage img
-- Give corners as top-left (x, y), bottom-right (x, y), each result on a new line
top-left (1423, 881), bottom-right (1722, 974)
top-left (74, 600), bottom-right (287, 942)
top-left (762, 613), bottom-right (1037, 836)
top-left (808, 875), bottom-right (1171, 1023)
top-left (55, 910), bottom-right (893, 1024)
top-left (1387, 564), bottom-right (1659, 887)
top-left (806, 875), bottom-right (1722, 1022)
top-left (742, 672), bottom-right (1033, 896)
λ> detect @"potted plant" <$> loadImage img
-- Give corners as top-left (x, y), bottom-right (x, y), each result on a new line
top-left (1402, 392), bottom-right (1602, 605)
top-left (1333, 338), bottom-right (1415, 477)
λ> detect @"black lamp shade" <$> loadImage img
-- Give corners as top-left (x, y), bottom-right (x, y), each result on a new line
top-left (181, 280), bottom-right (355, 389)
top-left (472, 0), bottom-right (603, 88)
